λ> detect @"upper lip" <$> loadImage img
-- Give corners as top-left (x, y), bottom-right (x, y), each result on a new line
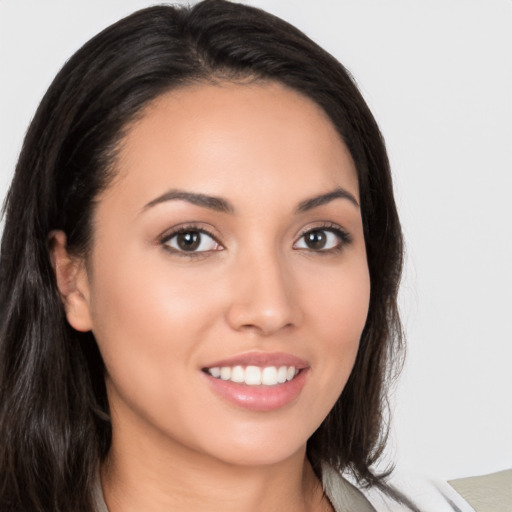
top-left (203, 351), bottom-right (309, 370)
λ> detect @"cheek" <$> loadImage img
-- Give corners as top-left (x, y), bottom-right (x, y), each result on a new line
top-left (304, 255), bottom-right (370, 340)
top-left (85, 248), bottom-right (224, 440)
top-left (86, 242), bottom-right (211, 385)
top-left (296, 253), bottom-right (370, 408)
top-left (89, 230), bottom-right (217, 333)
top-left (303, 257), bottom-right (370, 390)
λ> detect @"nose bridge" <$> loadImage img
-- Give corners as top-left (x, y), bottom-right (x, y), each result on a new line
top-left (226, 241), bottom-right (301, 335)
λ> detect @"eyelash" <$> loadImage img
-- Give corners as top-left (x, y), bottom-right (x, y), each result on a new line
top-left (160, 225), bottom-right (222, 259)
top-left (159, 222), bottom-right (352, 258)
top-left (294, 223), bottom-right (352, 254)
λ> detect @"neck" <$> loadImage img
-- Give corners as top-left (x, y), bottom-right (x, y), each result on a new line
top-left (101, 424), bottom-right (330, 512)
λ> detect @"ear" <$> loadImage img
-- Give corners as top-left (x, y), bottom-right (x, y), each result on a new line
top-left (49, 230), bottom-right (93, 332)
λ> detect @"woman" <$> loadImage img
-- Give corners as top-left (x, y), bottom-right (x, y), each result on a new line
top-left (0, 1), bottom-right (473, 511)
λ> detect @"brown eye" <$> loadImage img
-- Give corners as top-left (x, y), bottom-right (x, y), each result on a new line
top-left (176, 231), bottom-right (201, 251)
top-left (293, 227), bottom-right (350, 252)
top-left (304, 230), bottom-right (327, 250)
top-left (165, 230), bottom-right (220, 253)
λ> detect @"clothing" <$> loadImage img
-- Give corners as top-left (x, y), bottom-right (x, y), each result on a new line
top-left (448, 469), bottom-right (512, 512)
top-left (322, 463), bottom-right (477, 511)
top-left (321, 463), bottom-right (376, 511)
top-left (93, 478), bottom-right (109, 512)
top-left (93, 464), bottom-right (478, 512)
top-left (360, 469), bottom-right (512, 511)
top-left (357, 471), bottom-right (476, 512)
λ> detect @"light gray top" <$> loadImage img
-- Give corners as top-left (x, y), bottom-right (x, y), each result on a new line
top-left (321, 463), bottom-right (377, 511)
top-left (93, 477), bottom-right (109, 512)
top-left (449, 469), bottom-right (512, 512)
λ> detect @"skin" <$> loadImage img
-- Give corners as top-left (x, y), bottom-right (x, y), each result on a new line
top-left (52, 81), bottom-right (370, 511)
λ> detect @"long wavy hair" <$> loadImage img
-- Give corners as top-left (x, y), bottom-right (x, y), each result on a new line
top-left (0, 1), bottom-right (403, 510)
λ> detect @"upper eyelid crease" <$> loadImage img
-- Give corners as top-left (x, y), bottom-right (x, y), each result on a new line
top-left (160, 227), bottom-right (223, 257)
top-left (159, 223), bottom-right (350, 246)
top-left (294, 227), bottom-right (351, 254)
top-left (297, 221), bottom-right (346, 234)
top-left (159, 224), bottom-right (349, 256)
top-left (301, 226), bottom-right (351, 241)
top-left (160, 226), bottom-right (220, 243)
top-left (297, 221), bottom-right (351, 238)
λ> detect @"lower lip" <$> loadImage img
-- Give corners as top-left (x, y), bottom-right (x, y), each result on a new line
top-left (203, 369), bottom-right (309, 412)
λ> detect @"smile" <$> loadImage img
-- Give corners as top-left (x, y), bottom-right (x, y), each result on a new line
top-left (202, 352), bottom-right (309, 411)
top-left (205, 365), bottom-right (300, 386)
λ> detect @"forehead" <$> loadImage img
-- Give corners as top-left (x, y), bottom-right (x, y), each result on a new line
top-left (109, 81), bottom-right (358, 210)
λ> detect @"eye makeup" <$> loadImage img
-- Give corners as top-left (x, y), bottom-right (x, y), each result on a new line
top-left (159, 223), bottom-right (224, 258)
top-left (158, 219), bottom-right (352, 261)
top-left (294, 221), bottom-right (352, 254)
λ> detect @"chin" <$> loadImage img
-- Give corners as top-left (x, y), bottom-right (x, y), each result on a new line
top-left (208, 442), bottom-right (307, 468)
top-left (188, 418), bottom-right (314, 468)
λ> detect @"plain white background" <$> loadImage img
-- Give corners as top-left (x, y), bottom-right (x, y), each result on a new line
top-left (1, 0), bottom-right (511, 480)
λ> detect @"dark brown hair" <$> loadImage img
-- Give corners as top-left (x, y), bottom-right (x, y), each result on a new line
top-left (0, 1), bottom-right (403, 510)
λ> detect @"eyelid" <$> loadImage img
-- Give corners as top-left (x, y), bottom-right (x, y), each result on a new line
top-left (157, 221), bottom-right (351, 257)
top-left (159, 223), bottom-right (224, 256)
top-left (293, 222), bottom-right (352, 251)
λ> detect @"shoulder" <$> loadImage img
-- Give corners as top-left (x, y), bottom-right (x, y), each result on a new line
top-left (449, 469), bottom-right (512, 512)
top-left (321, 463), bottom-right (377, 512)
top-left (360, 474), bottom-right (476, 512)
top-left (93, 473), bottom-right (109, 512)
top-left (321, 463), bottom-right (479, 512)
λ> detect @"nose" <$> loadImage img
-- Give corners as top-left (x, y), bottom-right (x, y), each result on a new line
top-left (225, 249), bottom-right (303, 336)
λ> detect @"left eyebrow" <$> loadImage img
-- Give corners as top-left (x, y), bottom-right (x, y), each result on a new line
top-left (295, 187), bottom-right (360, 213)
top-left (142, 189), bottom-right (235, 214)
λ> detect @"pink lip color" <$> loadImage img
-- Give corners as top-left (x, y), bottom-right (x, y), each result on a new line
top-left (202, 352), bottom-right (310, 412)
top-left (203, 352), bottom-right (309, 370)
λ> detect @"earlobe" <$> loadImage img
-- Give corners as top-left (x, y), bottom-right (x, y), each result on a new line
top-left (49, 230), bottom-right (93, 332)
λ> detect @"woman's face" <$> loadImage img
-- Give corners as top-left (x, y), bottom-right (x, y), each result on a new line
top-left (72, 82), bottom-right (370, 467)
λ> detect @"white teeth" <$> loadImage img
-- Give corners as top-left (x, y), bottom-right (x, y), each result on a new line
top-left (277, 366), bottom-right (288, 383)
top-left (209, 367), bottom-right (221, 378)
top-left (245, 366), bottom-right (262, 385)
top-left (261, 366), bottom-right (278, 385)
top-left (220, 367), bottom-right (231, 380)
top-left (207, 365), bottom-right (300, 386)
top-left (231, 365), bottom-right (244, 383)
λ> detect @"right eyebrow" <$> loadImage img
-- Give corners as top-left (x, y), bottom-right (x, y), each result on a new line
top-left (142, 189), bottom-right (235, 214)
top-left (295, 187), bottom-right (359, 213)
